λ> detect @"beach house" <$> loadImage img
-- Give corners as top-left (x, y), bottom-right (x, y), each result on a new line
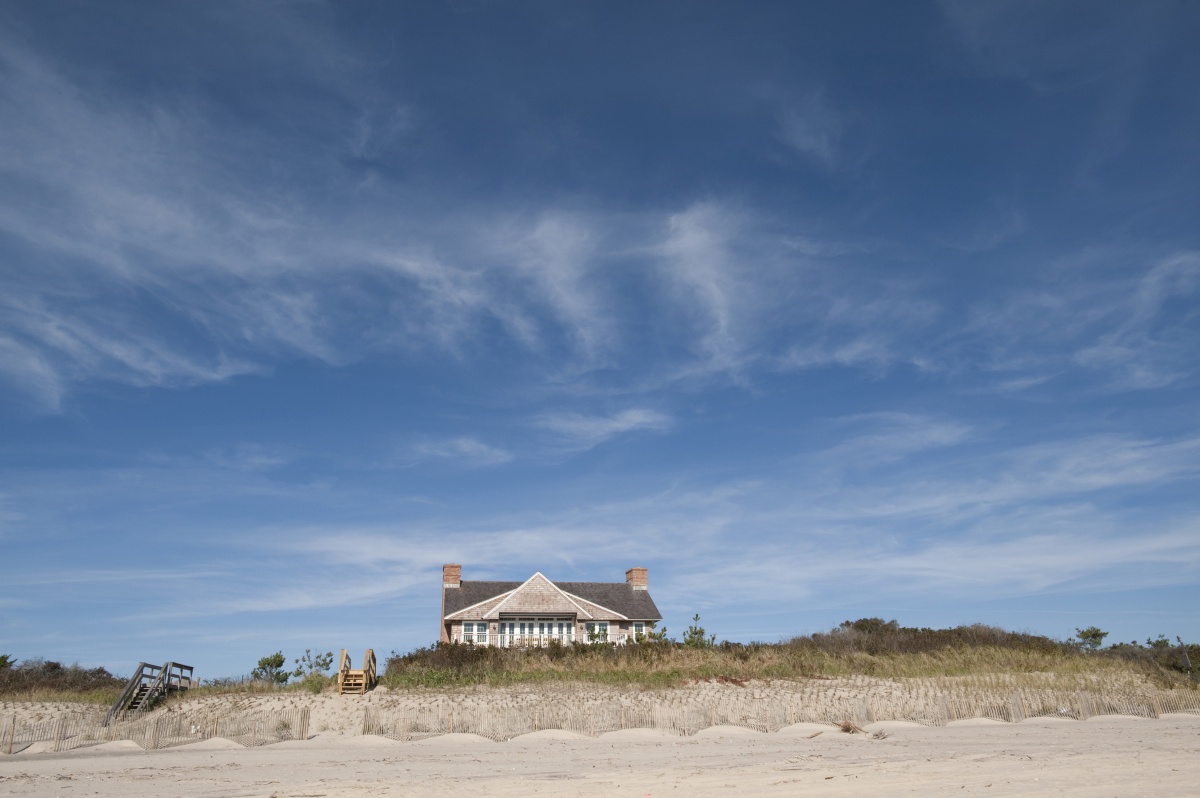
top-left (440, 564), bottom-right (663, 646)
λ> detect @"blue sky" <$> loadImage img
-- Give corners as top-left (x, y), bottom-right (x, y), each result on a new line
top-left (2, 1), bottom-right (1198, 678)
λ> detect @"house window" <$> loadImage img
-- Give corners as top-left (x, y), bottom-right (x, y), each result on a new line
top-left (586, 622), bottom-right (609, 642)
top-left (461, 622), bottom-right (473, 644)
top-left (476, 622), bottom-right (488, 644)
top-left (461, 622), bottom-right (486, 644)
top-left (634, 622), bottom-right (645, 639)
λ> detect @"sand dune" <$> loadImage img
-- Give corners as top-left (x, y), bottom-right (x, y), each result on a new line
top-left (0, 714), bottom-right (1196, 797)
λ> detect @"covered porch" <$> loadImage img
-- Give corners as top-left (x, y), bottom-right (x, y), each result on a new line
top-left (452, 618), bottom-right (640, 646)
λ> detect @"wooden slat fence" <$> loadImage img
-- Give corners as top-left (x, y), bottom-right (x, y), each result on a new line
top-left (363, 687), bottom-right (1200, 742)
top-left (4, 688), bottom-right (1198, 753)
top-left (1, 708), bottom-right (309, 754)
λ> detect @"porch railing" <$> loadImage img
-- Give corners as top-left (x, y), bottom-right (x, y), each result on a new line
top-left (452, 632), bottom-right (633, 647)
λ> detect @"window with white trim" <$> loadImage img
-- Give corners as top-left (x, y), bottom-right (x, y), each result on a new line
top-left (586, 621), bottom-right (609, 642)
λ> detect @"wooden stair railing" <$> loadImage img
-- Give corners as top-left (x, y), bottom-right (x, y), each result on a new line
top-left (336, 648), bottom-right (376, 695)
top-left (104, 661), bottom-right (194, 725)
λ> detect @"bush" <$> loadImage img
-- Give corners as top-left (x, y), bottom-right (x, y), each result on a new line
top-left (0, 658), bottom-right (125, 698)
top-left (681, 615), bottom-right (716, 648)
top-left (789, 619), bottom-right (1071, 657)
top-left (377, 619), bottom-right (1199, 690)
top-left (1076, 627), bottom-right (1109, 651)
top-left (250, 652), bottom-right (289, 685)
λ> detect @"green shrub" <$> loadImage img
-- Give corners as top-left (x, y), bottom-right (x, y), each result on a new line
top-left (0, 658), bottom-right (125, 700)
top-left (250, 652), bottom-right (289, 685)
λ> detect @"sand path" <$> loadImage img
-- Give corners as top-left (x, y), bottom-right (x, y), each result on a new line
top-left (2, 714), bottom-right (1197, 797)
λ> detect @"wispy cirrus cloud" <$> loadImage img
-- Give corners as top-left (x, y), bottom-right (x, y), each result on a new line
top-left (960, 251), bottom-right (1200, 392)
top-left (776, 91), bottom-right (842, 165)
top-left (409, 437), bottom-right (514, 467)
top-left (0, 22), bottom-right (1195, 420)
top-left (536, 408), bottom-right (673, 451)
top-left (817, 413), bottom-right (976, 467)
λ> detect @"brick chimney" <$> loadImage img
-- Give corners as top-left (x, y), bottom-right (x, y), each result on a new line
top-left (443, 563), bottom-right (462, 589)
top-left (625, 566), bottom-right (648, 590)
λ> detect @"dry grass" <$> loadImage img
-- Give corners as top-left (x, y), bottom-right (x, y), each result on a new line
top-left (0, 660), bottom-right (124, 704)
top-left (4, 620), bottom-right (1195, 704)
top-left (0, 688), bottom-right (119, 705)
top-left (379, 620), bottom-right (1199, 691)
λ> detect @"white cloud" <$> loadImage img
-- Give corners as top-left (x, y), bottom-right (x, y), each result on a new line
top-left (960, 251), bottom-right (1200, 392)
top-left (0, 335), bottom-right (64, 411)
top-left (776, 92), bottom-right (842, 165)
top-left (0, 31), bottom-right (1193, 416)
top-left (410, 437), bottom-right (513, 467)
top-left (657, 202), bottom-right (749, 372)
top-left (488, 212), bottom-right (614, 363)
top-left (204, 444), bottom-right (297, 472)
top-left (536, 408), bottom-right (672, 451)
top-left (819, 413), bottom-right (975, 466)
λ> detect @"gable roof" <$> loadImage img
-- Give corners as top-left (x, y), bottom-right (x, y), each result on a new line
top-left (443, 589), bottom-right (516, 621)
top-left (482, 572), bottom-right (593, 620)
top-left (443, 575), bottom-right (662, 621)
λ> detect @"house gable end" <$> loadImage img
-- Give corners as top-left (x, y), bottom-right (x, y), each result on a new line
top-left (484, 572), bottom-right (593, 620)
top-left (444, 590), bottom-right (515, 621)
top-left (561, 591), bottom-right (628, 621)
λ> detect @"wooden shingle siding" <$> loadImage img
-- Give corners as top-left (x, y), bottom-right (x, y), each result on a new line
top-left (440, 565), bottom-right (663, 644)
top-left (486, 573), bottom-right (589, 618)
top-left (446, 592), bottom-right (513, 621)
top-left (561, 592), bottom-right (626, 621)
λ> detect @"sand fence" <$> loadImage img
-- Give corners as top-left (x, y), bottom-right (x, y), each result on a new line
top-left (0, 707), bottom-right (309, 754)
top-left (361, 685), bottom-right (1200, 741)
top-left (3, 684), bottom-right (1199, 753)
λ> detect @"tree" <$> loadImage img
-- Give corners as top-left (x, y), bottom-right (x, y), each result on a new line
top-left (1145, 635), bottom-right (1171, 649)
top-left (251, 651), bottom-right (289, 685)
top-left (0, 654), bottom-right (15, 670)
top-left (645, 624), bottom-right (670, 643)
top-left (1075, 627), bottom-right (1108, 651)
top-left (682, 614), bottom-right (716, 648)
top-left (291, 649), bottom-right (334, 679)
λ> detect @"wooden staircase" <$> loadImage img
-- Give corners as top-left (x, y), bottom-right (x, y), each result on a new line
top-left (337, 649), bottom-right (376, 695)
top-left (105, 661), bottom-right (194, 725)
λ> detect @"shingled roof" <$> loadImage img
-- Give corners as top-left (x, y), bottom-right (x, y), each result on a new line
top-left (443, 578), bottom-right (662, 621)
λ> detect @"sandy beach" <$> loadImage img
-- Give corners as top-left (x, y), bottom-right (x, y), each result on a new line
top-left (2, 713), bottom-right (1198, 797)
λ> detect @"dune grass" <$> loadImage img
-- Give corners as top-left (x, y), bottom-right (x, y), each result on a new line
top-left (0, 659), bottom-right (125, 704)
top-left (5, 620), bottom-right (1195, 702)
top-left (380, 619), bottom-right (1199, 691)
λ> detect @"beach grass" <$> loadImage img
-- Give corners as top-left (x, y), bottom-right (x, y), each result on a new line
top-left (4, 620), bottom-right (1196, 702)
top-left (379, 620), bottom-right (1199, 691)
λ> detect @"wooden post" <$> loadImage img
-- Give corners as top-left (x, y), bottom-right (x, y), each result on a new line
top-left (150, 717), bottom-right (160, 750)
top-left (6, 715), bottom-right (15, 755)
top-left (298, 707), bottom-right (310, 740)
top-left (52, 719), bottom-right (64, 753)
